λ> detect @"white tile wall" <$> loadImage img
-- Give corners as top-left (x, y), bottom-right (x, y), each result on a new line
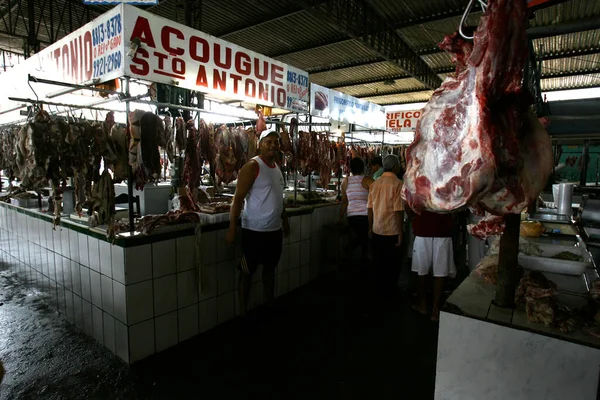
top-left (279, 245), bottom-right (290, 272)
top-left (300, 265), bottom-right (310, 285)
top-left (90, 270), bottom-right (102, 308)
top-left (115, 320), bottom-right (129, 364)
top-left (113, 281), bottom-right (127, 324)
top-left (217, 259), bottom-right (236, 296)
top-left (155, 311), bottom-right (178, 352)
top-left (57, 286), bottom-right (66, 315)
top-left (103, 312), bottom-right (116, 353)
top-left (69, 233), bottom-right (80, 264)
top-left (73, 296), bottom-right (84, 330)
top-left (217, 292), bottom-right (235, 324)
top-left (199, 297), bottom-right (217, 333)
top-left (101, 275), bottom-right (114, 316)
top-left (154, 275), bottom-right (177, 316)
top-left (177, 269), bottom-right (198, 308)
top-left (65, 290), bottom-right (74, 321)
top-left (71, 261), bottom-right (82, 296)
top-left (277, 271), bottom-right (289, 297)
top-left (92, 306), bottom-right (104, 345)
top-left (301, 240), bottom-right (311, 267)
top-left (78, 233), bottom-right (88, 266)
top-left (290, 242), bottom-right (300, 270)
top-left (217, 229), bottom-right (234, 263)
top-left (177, 235), bottom-right (197, 272)
top-left (111, 246), bottom-right (125, 284)
top-left (99, 241), bottom-right (112, 278)
top-left (126, 280), bottom-right (154, 325)
top-left (129, 319), bottom-right (155, 363)
top-left (63, 258), bottom-right (73, 292)
top-left (301, 214), bottom-right (311, 241)
top-left (200, 231), bottom-right (216, 266)
top-left (152, 239), bottom-right (176, 278)
top-left (125, 244), bottom-right (152, 285)
top-left (60, 228), bottom-right (70, 258)
top-left (289, 268), bottom-right (300, 292)
top-left (289, 217), bottom-right (301, 244)
top-left (199, 263), bottom-right (217, 300)
top-left (178, 303), bottom-right (199, 342)
top-left (88, 238), bottom-right (100, 272)
top-left (80, 266), bottom-right (91, 302)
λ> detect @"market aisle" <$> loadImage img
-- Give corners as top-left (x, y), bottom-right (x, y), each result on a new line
top-left (0, 259), bottom-right (438, 400)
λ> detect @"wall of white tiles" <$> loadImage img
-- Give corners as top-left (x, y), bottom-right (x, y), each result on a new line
top-left (0, 203), bottom-right (342, 364)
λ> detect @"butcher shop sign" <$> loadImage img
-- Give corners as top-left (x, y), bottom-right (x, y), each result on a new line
top-left (123, 5), bottom-right (309, 112)
top-left (386, 110), bottom-right (423, 132)
top-left (310, 84), bottom-right (385, 130)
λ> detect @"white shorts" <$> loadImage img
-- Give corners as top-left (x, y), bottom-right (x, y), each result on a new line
top-left (411, 236), bottom-right (456, 278)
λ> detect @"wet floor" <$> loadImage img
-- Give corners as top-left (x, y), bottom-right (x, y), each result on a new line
top-left (0, 260), bottom-right (438, 400)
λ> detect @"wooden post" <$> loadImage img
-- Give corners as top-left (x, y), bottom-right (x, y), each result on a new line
top-left (494, 213), bottom-right (521, 308)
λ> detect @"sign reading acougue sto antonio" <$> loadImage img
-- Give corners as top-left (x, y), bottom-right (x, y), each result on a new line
top-left (122, 5), bottom-right (309, 113)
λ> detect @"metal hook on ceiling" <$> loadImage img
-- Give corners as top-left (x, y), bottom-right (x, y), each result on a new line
top-left (459, 0), bottom-right (488, 40)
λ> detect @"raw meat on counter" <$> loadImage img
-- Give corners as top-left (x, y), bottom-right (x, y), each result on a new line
top-left (402, 0), bottom-right (552, 232)
top-left (136, 210), bottom-right (201, 236)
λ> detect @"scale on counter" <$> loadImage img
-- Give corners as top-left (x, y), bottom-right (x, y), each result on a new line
top-left (580, 198), bottom-right (600, 244)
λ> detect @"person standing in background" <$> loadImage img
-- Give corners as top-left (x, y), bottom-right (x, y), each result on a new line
top-left (226, 130), bottom-right (290, 315)
top-left (368, 155), bottom-right (404, 297)
top-left (410, 210), bottom-right (456, 322)
top-left (369, 156), bottom-right (384, 180)
top-left (340, 157), bottom-right (374, 263)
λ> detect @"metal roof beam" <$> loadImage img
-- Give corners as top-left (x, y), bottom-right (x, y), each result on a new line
top-left (528, 16), bottom-right (600, 39)
top-left (328, 74), bottom-right (409, 89)
top-left (217, 3), bottom-right (327, 39)
top-left (538, 48), bottom-right (600, 61)
top-left (308, 57), bottom-right (384, 74)
top-left (541, 68), bottom-right (600, 79)
top-left (271, 37), bottom-right (353, 58)
top-left (299, 0), bottom-right (442, 89)
top-left (355, 86), bottom-right (428, 99)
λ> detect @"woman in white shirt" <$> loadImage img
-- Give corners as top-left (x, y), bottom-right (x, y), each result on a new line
top-left (340, 157), bottom-right (374, 262)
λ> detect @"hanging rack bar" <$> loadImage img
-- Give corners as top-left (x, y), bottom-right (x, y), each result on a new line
top-left (27, 75), bottom-right (120, 98)
top-left (124, 77), bottom-right (135, 233)
top-left (0, 103), bottom-right (28, 115)
top-left (8, 97), bottom-right (128, 113)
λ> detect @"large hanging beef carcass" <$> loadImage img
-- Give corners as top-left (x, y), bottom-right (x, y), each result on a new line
top-left (214, 125), bottom-right (237, 184)
top-left (402, 0), bottom-right (552, 229)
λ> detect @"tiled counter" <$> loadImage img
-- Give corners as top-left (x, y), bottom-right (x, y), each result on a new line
top-left (0, 202), bottom-right (341, 364)
top-left (436, 271), bottom-right (600, 400)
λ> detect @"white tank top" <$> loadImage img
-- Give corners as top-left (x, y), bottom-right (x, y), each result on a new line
top-left (346, 175), bottom-right (369, 217)
top-left (241, 156), bottom-right (285, 232)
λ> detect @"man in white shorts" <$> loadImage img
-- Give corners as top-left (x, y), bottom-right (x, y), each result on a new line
top-left (410, 210), bottom-right (456, 322)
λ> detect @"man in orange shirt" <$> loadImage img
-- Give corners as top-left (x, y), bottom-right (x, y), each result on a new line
top-left (368, 154), bottom-right (404, 296)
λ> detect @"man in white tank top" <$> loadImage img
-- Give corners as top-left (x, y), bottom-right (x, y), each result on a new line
top-left (226, 129), bottom-right (289, 315)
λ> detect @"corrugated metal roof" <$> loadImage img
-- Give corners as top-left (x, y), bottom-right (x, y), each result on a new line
top-left (533, 29), bottom-right (600, 56)
top-left (334, 77), bottom-right (426, 98)
top-left (398, 13), bottom-right (482, 52)
top-left (541, 53), bottom-right (600, 77)
top-left (422, 52), bottom-right (454, 70)
top-left (530, 0), bottom-right (600, 27)
top-left (367, 0), bottom-right (470, 26)
top-left (310, 61), bottom-right (405, 87)
top-left (541, 74), bottom-right (600, 91)
top-left (217, 10), bottom-right (341, 58)
top-left (275, 39), bottom-right (380, 72)
top-left (362, 90), bottom-right (435, 105)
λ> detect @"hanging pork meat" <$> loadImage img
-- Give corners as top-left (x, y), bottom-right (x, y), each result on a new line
top-left (247, 128), bottom-right (258, 159)
top-left (140, 112), bottom-right (162, 180)
top-left (110, 125), bottom-right (129, 183)
top-left (402, 0), bottom-right (552, 231)
top-left (175, 116), bottom-right (186, 154)
top-left (160, 115), bottom-right (175, 164)
top-left (182, 120), bottom-right (202, 209)
top-left (88, 170), bottom-right (116, 238)
top-left (215, 125), bottom-right (237, 185)
top-left (318, 133), bottom-right (333, 188)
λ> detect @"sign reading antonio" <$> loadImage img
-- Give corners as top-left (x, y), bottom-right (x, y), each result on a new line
top-left (122, 5), bottom-right (309, 112)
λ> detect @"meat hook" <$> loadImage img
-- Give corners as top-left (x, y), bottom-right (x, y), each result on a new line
top-left (459, 0), bottom-right (487, 40)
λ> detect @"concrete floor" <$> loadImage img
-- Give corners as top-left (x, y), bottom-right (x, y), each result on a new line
top-left (0, 260), bottom-right (439, 400)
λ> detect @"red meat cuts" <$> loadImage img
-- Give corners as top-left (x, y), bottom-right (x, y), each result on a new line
top-left (215, 126), bottom-right (237, 184)
top-left (403, 0), bottom-right (541, 215)
top-left (175, 116), bottom-right (186, 154)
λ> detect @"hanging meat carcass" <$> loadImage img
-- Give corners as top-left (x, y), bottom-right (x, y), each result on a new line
top-left (246, 128), bottom-right (258, 158)
top-left (402, 0), bottom-right (552, 231)
top-left (109, 125), bottom-right (129, 183)
top-left (182, 120), bottom-right (202, 209)
top-left (160, 115), bottom-right (175, 165)
top-left (140, 112), bottom-right (163, 179)
top-left (215, 125), bottom-right (237, 184)
top-left (175, 116), bottom-right (186, 154)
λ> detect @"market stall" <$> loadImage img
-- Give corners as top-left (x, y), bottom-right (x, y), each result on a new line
top-left (0, 3), bottom-right (355, 365)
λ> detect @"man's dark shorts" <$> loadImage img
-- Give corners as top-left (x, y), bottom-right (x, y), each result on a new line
top-left (239, 228), bottom-right (283, 275)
